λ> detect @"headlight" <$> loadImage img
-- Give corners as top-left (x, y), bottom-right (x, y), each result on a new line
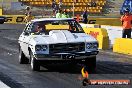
top-left (35, 45), bottom-right (48, 51)
top-left (86, 43), bottom-right (91, 49)
top-left (86, 42), bottom-right (98, 49)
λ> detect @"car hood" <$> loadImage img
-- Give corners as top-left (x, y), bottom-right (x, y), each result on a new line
top-left (29, 30), bottom-right (97, 45)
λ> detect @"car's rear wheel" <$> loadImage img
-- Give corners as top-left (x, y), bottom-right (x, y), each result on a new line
top-left (30, 52), bottom-right (40, 71)
top-left (84, 56), bottom-right (96, 73)
top-left (19, 48), bottom-right (29, 64)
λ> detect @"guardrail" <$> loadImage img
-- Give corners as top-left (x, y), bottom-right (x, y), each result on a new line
top-left (3, 15), bottom-right (26, 24)
top-left (2, 15), bottom-right (122, 26)
top-left (87, 17), bottom-right (121, 26)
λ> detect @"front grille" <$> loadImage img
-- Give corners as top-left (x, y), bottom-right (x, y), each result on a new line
top-left (49, 43), bottom-right (85, 54)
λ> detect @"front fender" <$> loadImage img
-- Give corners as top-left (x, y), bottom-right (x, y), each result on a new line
top-left (28, 44), bottom-right (36, 55)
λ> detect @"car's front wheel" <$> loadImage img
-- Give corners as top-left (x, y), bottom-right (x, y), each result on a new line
top-left (19, 48), bottom-right (29, 64)
top-left (30, 52), bottom-right (40, 71)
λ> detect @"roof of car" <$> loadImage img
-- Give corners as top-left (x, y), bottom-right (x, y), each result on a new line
top-left (31, 18), bottom-right (75, 22)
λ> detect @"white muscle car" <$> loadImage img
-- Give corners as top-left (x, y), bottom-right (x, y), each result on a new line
top-left (18, 18), bottom-right (99, 71)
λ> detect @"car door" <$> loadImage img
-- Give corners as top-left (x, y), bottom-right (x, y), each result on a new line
top-left (19, 23), bottom-right (33, 57)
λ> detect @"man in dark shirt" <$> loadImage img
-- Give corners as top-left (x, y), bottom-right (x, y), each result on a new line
top-left (82, 10), bottom-right (88, 24)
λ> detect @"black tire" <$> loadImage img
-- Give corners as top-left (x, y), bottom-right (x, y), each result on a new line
top-left (84, 56), bottom-right (96, 73)
top-left (19, 48), bottom-right (29, 64)
top-left (30, 52), bottom-right (40, 71)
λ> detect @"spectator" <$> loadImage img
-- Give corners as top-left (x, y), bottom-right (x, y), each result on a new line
top-left (24, 12), bottom-right (33, 23)
top-left (76, 14), bottom-right (80, 23)
top-left (52, 0), bottom-right (58, 16)
top-left (52, 9), bottom-right (56, 18)
top-left (52, 0), bottom-right (56, 9)
top-left (90, 0), bottom-right (96, 7)
top-left (62, 9), bottom-right (70, 18)
top-left (25, 6), bottom-right (31, 16)
top-left (56, 9), bottom-right (63, 18)
top-left (53, 4), bottom-right (59, 13)
top-left (120, 8), bottom-right (132, 38)
top-left (66, 9), bottom-right (71, 18)
top-left (58, 0), bottom-right (63, 9)
top-left (82, 10), bottom-right (88, 24)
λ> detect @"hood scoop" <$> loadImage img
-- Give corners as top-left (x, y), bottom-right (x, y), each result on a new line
top-left (49, 30), bottom-right (84, 43)
top-left (49, 30), bottom-right (68, 43)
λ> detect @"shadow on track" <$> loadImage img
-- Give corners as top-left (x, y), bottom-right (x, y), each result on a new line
top-left (40, 63), bottom-right (83, 74)
top-left (38, 61), bottom-right (132, 74)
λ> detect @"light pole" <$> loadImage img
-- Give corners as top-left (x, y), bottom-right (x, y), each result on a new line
top-left (1, 0), bottom-right (3, 9)
top-left (73, 0), bottom-right (76, 18)
top-left (73, 1), bottom-right (74, 17)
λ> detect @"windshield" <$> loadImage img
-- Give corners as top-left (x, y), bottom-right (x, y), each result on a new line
top-left (31, 19), bottom-right (84, 35)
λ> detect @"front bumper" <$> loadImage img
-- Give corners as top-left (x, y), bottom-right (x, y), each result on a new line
top-left (34, 51), bottom-right (99, 60)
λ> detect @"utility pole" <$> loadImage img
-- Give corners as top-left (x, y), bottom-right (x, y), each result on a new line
top-left (1, 0), bottom-right (3, 9)
top-left (73, 1), bottom-right (74, 17)
top-left (73, 0), bottom-right (76, 18)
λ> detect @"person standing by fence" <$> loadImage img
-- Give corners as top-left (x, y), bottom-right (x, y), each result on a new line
top-left (56, 9), bottom-right (63, 18)
top-left (82, 10), bottom-right (88, 24)
top-left (24, 12), bottom-right (33, 23)
top-left (121, 8), bottom-right (132, 38)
